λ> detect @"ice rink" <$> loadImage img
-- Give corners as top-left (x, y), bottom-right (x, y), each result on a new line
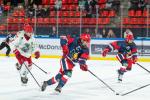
top-left (0, 56), bottom-right (150, 100)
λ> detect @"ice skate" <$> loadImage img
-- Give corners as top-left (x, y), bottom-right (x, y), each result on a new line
top-left (21, 76), bottom-right (28, 85)
top-left (117, 69), bottom-right (124, 82)
top-left (41, 81), bottom-right (48, 91)
top-left (55, 86), bottom-right (62, 93)
top-left (16, 63), bottom-right (21, 71)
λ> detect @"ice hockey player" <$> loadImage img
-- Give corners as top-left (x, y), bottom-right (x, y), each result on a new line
top-left (41, 33), bottom-right (91, 93)
top-left (11, 24), bottom-right (40, 85)
top-left (102, 34), bottom-right (138, 82)
top-left (0, 33), bottom-right (13, 57)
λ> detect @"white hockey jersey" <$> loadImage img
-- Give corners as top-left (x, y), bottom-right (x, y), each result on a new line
top-left (11, 31), bottom-right (39, 58)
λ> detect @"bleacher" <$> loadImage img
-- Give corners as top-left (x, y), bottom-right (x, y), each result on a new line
top-left (0, 0), bottom-right (149, 36)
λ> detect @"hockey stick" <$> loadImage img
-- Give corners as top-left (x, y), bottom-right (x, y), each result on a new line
top-left (32, 62), bottom-right (48, 74)
top-left (23, 63), bottom-right (41, 87)
top-left (136, 63), bottom-right (150, 73)
top-left (88, 70), bottom-right (119, 95)
top-left (121, 83), bottom-right (150, 96)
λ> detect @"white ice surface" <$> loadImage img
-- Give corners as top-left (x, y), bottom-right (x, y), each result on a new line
top-left (0, 57), bottom-right (150, 100)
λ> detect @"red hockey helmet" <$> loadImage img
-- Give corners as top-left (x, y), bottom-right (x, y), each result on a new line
top-left (24, 24), bottom-right (33, 33)
top-left (80, 33), bottom-right (91, 43)
top-left (80, 33), bottom-right (91, 47)
top-left (125, 34), bottom-right (134, 43)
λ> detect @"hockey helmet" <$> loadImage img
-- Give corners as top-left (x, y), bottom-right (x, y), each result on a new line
top-left (24, 24), bottom-right (33, 33)
top-left (80, 33), bottom-right (91, 47)
top-left (125, 34), bottom-right (134, 43)
top-left (80, 33), bottom-right (91, 43)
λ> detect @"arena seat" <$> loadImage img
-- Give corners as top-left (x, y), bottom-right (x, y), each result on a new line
top-left (143, 10), bottom-right (148, 17)
top-left (135, 10), bottom-right (142, 17)
top-left (128, 10), bottom-right (135, 17)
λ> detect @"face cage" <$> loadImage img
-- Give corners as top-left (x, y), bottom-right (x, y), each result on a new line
top-left (25, 32), bottom-right (32, 37)
top-left (81, 40), bottom-right (90, 48)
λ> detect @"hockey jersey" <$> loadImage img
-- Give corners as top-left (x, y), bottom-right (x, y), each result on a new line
top-left (107, 40), bottom-right (137, 58)
top-left (11, 31), bottom-right (38, 58)
top-left (60, 36), bottom-right (89, 65)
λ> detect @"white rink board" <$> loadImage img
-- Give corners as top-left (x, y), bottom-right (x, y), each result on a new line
top-left (0, 38), bottom-right (149, 57)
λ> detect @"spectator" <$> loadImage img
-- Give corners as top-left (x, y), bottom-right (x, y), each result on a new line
top-left (102, 28), bottom-right (107, 38)
top-left (111, 0), bottom-right (120, 13)
top-left (138, 0), bottom-right (147, 12)
top-left (78, 0), bottom-right (86, 11)
top-left (42, 5), bottom-right (50, 18)
top-left (27, 4), bottom-right (38, 18)
top-left (129, 0), bottom-right (139, 11)
top-left (54, 0), bottom-right (62, 11)
top-left (107, 29), bottom-right (116, 38)
top-left (49, 26), bottom-right (57, 38)
top-left (92, 28), bottom-right (102, 38)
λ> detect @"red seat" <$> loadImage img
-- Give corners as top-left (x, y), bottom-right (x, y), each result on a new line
top-left (128, 10), bottom-right (135, 17)
top-left (12, 10), bottom-right (19, 17)
top-left (58, 11), bottom-right (63, 17)
top-left (75, 11), bottom-right (81, 17)
top-left (13, 18), bottom-right (19, 23)
top-left (69, 5), bottom-right (76, 11)
top-left (130, 18), bottom-right (137, 24)
top-left (62, 0), bottom-right (67, 4)
top-left (99, 0), bottom-right (107, 3)
top-left (61, 5), bottom-right (67, 11)
top-left (135, 10), bottom-right (142, 17)
top-left (82, 18), bottom-right (88, 24)
top-left (42, 0), bottom-right (49, 5)
top-left (50, 18), bottom-right (56, 24)
top-left (18, 18), bottom-right (25, 23)
top-left (43, 18), bottom-right (49, 24)
top-left (50, 0), bottom-right (55, 5)
top-left (103, 18), bottom-right (110, 24)
top-left (19, 11), bottom-right (25, 17)
top-left (50, 11), bottom-right (56, 17)
top-left (109, 10), bottom-right (116, 17)
top-left (0, 25), bottom-right (6, 31)
top-left (63, 11), bottom-right (69, 17)
top-left (12, 25), bottom-right (19, 31)
top-left (63, 18), bottom-right (69, 24)
top-left (101, 10), bottom-right (109, 17)
top-left (123, 18), bottom-right (129, 24)
top-left (37, 18), bottom-right (43, 24)
top-left (98, 18), bottom-right (102, 24)
top-left (138, 18), bottom-right (146, 24)
top-left (73, 0), bottom-right (78, 4)
top-left (58, 18), bottom-right (63, 24)
top-left (90, 18), bottom-right (96, 24)
top-left (24, 18), bottom-right (31, 24)
top-left (31, 18), bottom-right (37, 24)
top-left (70, 11), bottom-right (75, 17)
top-left (143, 10), bottom-right (148, 17)
top-left (99, 4), bottom-right (106, 9)
top-left (7, 17), bottom-right (13, 23)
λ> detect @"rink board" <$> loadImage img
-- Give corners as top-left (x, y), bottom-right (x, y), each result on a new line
top-left (0, 38), bottom-right (150, 62)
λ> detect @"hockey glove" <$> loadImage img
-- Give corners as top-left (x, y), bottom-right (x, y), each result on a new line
top-left (102, 48), bottom-right (110, 57)
top-left (80, 64), bottom-right (88, 71)
top-left (132, 57), bottom-right (138, 64)
top-left (62, 45), bottom-right (69, 57)
top-left (34, 51), bottom-right (40, 59)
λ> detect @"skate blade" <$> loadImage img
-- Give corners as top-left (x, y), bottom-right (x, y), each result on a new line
top-left (50, 90), bottom-right (61, 95)
top-left (21, 83), bottom-right (27, 86)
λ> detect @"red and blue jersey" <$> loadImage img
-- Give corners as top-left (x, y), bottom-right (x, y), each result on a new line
top-left (107, 41), bottom-right (137, 58)
top-left (60, 36), bottom-right (89, 65)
